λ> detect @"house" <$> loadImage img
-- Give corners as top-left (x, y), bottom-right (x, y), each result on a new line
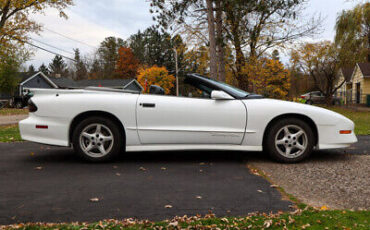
top-left (16, 72), bottom-right (143, 95)
top-left (336, 67), bottom-right (355, 104)
top-left (350, 62), bottom-right (370, 104)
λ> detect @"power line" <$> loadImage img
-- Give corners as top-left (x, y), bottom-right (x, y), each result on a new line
top-left (25, 41), bottom-right (76, 62)
top-left (44, 27), bottom-right (97, 49)
top-left (30, 38), bottom-right (75, 55)
top-left (6, 33), bottom-right (76, 62)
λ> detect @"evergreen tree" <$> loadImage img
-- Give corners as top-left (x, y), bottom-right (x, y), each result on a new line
top-left (48, 55), bottom-right (67, 77)
top-left (73, 48), bottom-right (88, 80)
top-left (38, 63), bottom-right (49, 75)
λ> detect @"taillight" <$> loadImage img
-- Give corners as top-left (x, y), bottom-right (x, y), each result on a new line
top-left (28, 99), bottom-right (38, 113)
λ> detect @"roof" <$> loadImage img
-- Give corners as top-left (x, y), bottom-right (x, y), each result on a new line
top-left (48, 77), bottom-right (77, 88)
top-left (340, 67), bottom-right (355, 82)
top-left (357, 62), bottom-right (370, 77)
top-left (19, 72), bottom-right (58, 88)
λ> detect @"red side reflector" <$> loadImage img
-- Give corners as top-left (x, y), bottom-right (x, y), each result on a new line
top-left (36, 125), bottom-right (48, 129)
top-left (340, 130), bottom-right (352, 134)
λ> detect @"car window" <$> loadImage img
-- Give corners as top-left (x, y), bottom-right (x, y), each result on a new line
top-left (179, 78), bottom-right (212, 99)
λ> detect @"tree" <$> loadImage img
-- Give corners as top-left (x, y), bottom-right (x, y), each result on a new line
top-left (97, 37), bottom-right (126, 78)
top-left (0, 0), bottom-right (73, 59)
top-left (272, 50), bottom-right (280, 61)
top-left (128, 27), bottom-right (185, 72)
top-left (89, 59), bottom-right (102, 79)
top-left (150, 0), bottom-right (225, 80)
top-left (38, 63), bottom-right (49, 75)
top-left (242, 58), bottom-right (291, 99)
top-left (291, 41), bottom-right (342, 105)
top-left (335, 2), bottom-right (370, 67)
top-left (115, 47), bottom-right (140, 79)
top-left (0, 56), bottom-right (20, 95)
top-left (150, 0), bottom-right (321, 90)
top-left (27, 64), bottom-right (36, 74)
top-left (137, 66), bottom-right (175, 95)
top-left (73, 48), bottom-right (88, 80)
top-left (48, 55), bottom-right (67, 77)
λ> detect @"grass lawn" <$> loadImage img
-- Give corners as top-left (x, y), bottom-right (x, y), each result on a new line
top-left (0, 125), bottom-right (22, 142)
top-left (1, 210), bottom-right (369, 229)
top-left (322, 106), bottom-right (370, 135)
top-left (0, 108), bottom-right (28, 116)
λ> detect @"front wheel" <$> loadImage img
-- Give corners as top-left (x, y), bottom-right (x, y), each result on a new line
top-left (265, 118), bottom-right (315, 163)
top-left (72, 117), bottom-right (124, 162)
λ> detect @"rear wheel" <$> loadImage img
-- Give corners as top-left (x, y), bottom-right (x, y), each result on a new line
top-left (72, 117), bottom-right (124, 162)
top-left (265, 118), bottom-right (315, 163)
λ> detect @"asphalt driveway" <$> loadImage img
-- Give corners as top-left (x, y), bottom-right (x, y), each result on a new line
top-left (0, 143), bottom-right (292, 225)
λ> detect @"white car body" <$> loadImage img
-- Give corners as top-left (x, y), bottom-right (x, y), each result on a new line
top-left (19, 86), bottom-right (357, 153)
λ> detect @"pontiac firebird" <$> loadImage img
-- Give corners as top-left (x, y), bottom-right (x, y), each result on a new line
top-left (19, 74), bottom-right (357, 162)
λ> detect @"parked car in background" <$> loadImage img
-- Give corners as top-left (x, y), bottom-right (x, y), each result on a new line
top-left (301, 91), bottom-right (342, 105)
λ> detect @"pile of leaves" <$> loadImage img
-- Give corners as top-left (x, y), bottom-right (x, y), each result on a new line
top-left (1, 209), bottom-right (369, 230)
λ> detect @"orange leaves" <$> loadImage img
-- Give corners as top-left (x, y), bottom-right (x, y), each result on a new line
top-left (137, 66), bottom-right (175, 95)
top-left (242, 58), bottom-right (291, 99)
top-left (115, 47), bottom-right (140, 79)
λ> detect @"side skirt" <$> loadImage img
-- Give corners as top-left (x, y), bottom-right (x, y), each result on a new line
top-left (126, 144), bottom-right (263, 152)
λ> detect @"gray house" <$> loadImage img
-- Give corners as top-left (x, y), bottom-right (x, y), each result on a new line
top-left (17, 72), bottom-right (143, 95)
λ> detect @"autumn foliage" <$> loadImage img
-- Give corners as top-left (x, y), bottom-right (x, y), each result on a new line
top-left (242, 58), bottom-right (291, 99)
top-left (115, 47), bottom-right (140, 79)
top-left (137, 66), bottom-right (175, 95)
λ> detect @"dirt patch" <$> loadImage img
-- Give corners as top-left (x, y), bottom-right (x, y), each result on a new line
top-left (248, 152), bottom-right (370, 210)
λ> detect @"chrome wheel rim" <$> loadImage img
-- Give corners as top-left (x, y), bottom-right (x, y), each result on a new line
top-left (275, 125), bottom-right (308, 159)
top-left (79, 123), bottom-right (114, 158)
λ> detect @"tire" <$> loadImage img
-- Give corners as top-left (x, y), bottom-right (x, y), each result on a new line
top-left (72, 116), bottom-right (124, 162)
top-left (264, 118), bottom-right (315, 163)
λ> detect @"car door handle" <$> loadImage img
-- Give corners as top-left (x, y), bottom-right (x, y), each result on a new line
top-left (140, 103), bottom-right (156, 108)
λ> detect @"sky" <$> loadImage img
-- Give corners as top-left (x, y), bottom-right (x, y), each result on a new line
top-left (25, 0), bottom-right (363, 69)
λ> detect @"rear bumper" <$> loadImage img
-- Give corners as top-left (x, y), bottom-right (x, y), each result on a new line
top-left (19, 114), bottom-right (70, 147)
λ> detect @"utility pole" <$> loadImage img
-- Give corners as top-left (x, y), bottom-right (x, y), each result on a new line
top-left (174, 48), bottom-right (179, 96)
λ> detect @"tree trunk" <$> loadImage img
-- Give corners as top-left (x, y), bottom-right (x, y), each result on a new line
top-left (216, 1), bottom-right (226, 82)
top-left (206, 0), bottom-right (218, 80)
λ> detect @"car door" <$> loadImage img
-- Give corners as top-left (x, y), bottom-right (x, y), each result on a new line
top-left (136, 94), bottom-right (247, 145)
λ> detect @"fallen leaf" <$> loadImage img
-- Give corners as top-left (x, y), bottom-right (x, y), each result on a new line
top-left (34, 166), bottom-right (43, 170)
top-left (221, 218), bottom-right (229, 223)
top-left (168, 221), bottom-right (178, 227)
top-left (264, 219), bottom-right (272, 228)
top-left (301, 223), bottom-right (310, 229)
top-left (139, 167), bottom-right (146, 171)
top-left (90, 197), bottom-right (99, 202)
top-left (257, 190), bottom-right (263, 193)
top-left (270, 184), bottom-right (278, 188)
top-left (320, 206), bottom-right (328, 210)
top-left (161, 167), bottom-right (167, 170)
top-left (196, 196), bottom-right (202, 199)
top-left (164, 205), bottom-right (172, 209)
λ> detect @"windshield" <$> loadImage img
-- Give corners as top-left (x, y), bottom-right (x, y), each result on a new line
top-left (198, 75), bottom-right (250, 98)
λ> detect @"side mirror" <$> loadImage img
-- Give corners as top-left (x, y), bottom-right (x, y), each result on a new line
top-left (211, 90), bottom-right (234, 100)
top-left (149, 85), bottom-right (165, 95)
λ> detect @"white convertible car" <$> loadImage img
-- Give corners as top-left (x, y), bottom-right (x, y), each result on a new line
top-left (19, 74), bottom-right (357, 162)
